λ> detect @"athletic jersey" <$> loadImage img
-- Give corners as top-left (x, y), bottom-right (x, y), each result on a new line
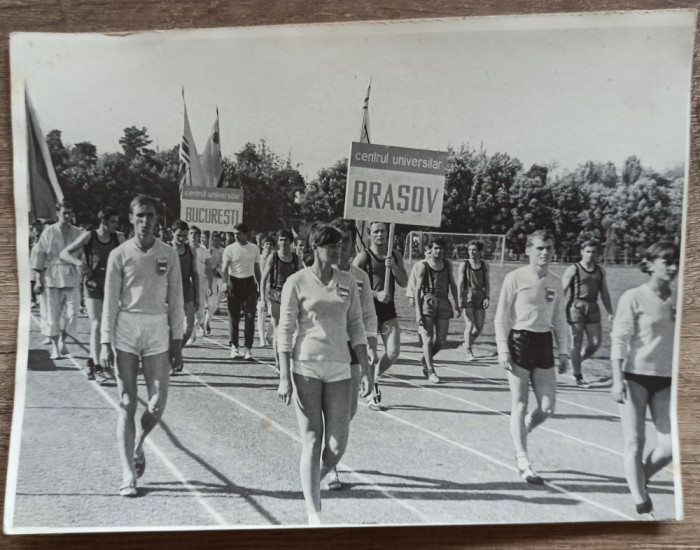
top-left (176, 243), bottom-right (196, 303)
top-left (347, 264), bottom-right (378, 338)
top-left (84, 230), bottom-right (121, 292)
top-left (568, 263), bottom-right (603, 302)
top-left (610, 285), bottom-right (676, 378)
top-left (101, 238), bottom-right (185, 343)
top-left (421, 259), bottom-right (451, 298)
top-left (276, 267), bottom-right (367, 363)
top-left (462, 260), bottom-right (487, 293)
top-left (494, 266), bottom-right (568, 356)
top-left (32, 222), bottom-right (83, 288)
top-left (356, 248), bottom-right (398, 298)
top-left (269, 252), bottom-right (299, 291)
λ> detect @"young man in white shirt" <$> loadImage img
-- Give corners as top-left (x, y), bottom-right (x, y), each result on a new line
top-left (494, 229), bottom-right (568, 485)
top-left (221, 222), bottom-right (261, 360)
top-left (100, 195), bottom-right (184, 497)
top-left (188, 226), bottom-right (213, 341)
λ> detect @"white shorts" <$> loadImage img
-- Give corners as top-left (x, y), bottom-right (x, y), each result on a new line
top-left (114, 311), bottom-right (169, 357)
top-left (44, 286), bottom-right (80, 337)
top-left (292, 359), bottom-right (351, 383)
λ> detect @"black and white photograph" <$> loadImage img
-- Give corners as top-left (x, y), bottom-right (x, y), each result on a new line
top-left (4, 9), bottom-right (695, 532)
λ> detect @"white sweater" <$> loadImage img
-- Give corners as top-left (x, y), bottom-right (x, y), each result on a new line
top-left (494, 266), bottom-right (568, 355)
top-left (277, 267), bottom-right (368, 363)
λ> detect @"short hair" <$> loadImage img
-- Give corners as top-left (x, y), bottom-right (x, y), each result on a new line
top-left (189, 225), bottom-right (201, 236)
top-left (367, 221), bottom-right (386, 233)
top-left (468, 240), bottom-right (484, 252)
top-left (430, 238), bottom-right (446, 248)
top-left (581, 239), bottom-right (599, 251)
top-left (305, 223), bottom-right (342, 265)
top-left (202, 230), bottom-right (210, 237)
top-left (330, 218), bottom-right (355, 235)
top-left (526, 229), bottom-right (555, 248)
top-left (234, 222), bottom-right (249, 234)
top-left (55, 199), bottom-right (73, 212)
top-left (98, 207), bottom-right (119, 223)
top-left (263, 236), bottom-right (275, 245)
top-left (129, 195), bottom-right (159, 215)
top-left (640, 240), bottom-right (680, 273)
top-left (277, 229), bottom-right (294, 241)
top-left (294, 236), bottom-right (306, 246)
top-left (171, 220), bottom-right (189, 232)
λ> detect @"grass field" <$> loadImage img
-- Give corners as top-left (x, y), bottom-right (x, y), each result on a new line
top-left (394, 262), bottom-right (652, 380)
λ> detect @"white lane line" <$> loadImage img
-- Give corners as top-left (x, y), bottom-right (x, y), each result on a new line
top-left (386, 362), bottom-right (624, 457)
top-left (29, 315), bottom-right (228, 526)
top-left (401, 349), bottom-right (623, 419)
top-left (201, 336), bottom-right (635, 520)
top-left (185, 353), bottom-right (432, 523)
top-left (370, 405), bottom-right (635, 521)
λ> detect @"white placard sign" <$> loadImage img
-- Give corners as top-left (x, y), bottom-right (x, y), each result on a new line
top-left (345, 142), bottom-right (448, 227)
top-left (180, 186), bottom-right (244, 232)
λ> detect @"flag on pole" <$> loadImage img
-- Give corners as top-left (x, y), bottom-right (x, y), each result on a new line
top-left (26, 90), bottom-right (63, 222)
top-left (200, 108), bottom-right (224, 187)
top-left (354, 79), bottom-right (371, 251)
top-left (179, 88), bottom-right (206, 192)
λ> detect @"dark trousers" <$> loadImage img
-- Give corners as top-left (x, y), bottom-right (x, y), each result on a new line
top-left (227, 276), bottom-right (258, 349)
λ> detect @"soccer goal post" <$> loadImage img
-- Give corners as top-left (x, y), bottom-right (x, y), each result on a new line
top-left (403, 231), bottom-right (507, 266)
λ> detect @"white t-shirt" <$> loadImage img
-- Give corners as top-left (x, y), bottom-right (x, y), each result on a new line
top-left (222, 242), bottom-right (260, 278)
top-left (193, 245), bottom-right (211, 279)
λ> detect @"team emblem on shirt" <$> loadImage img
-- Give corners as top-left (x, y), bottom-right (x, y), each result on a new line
top-left (337, 286), bottom-right (350, 300)
top-left (545, 288), bottom-right (556, 302)
top-left (157, 258), bottom-right (168, 274)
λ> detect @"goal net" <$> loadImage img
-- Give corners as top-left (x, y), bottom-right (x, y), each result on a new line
top-left (403, 231), bottom-right (506, 266)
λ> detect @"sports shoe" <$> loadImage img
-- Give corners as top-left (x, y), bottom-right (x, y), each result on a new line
top-left (244, 347), bottom-right (253, 361)
top-left (462, 343), bottom-right (476, 361)
top-left (427, 371), bottom-right (440, 384)
top-left (367, 394), bottom-right (385, 411)
top-left (518, 463), bottom-right (544, 485)
top-left (119, 479), bottom-right (138, 497)
top-left (97, 365), bottom-right (116, 386)
top-left (85, 359), bottom-right (96, 381)
top-left (230, 345), bottom-right (241, 359)
top-left (326, 468), bottom-right (342, 490)
top-left (574, 376), bottom-right (590, 388)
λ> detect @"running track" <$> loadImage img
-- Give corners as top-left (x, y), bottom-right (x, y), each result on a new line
top-left (4, 308), bottom-right (677, 532)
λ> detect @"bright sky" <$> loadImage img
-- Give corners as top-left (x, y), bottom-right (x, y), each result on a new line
top-left (11, 10), bottom-right (695, 180)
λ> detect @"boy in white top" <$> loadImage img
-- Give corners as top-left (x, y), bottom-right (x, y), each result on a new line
top-left (188, 226), bottom-right (213, 340)
top-left (100, 195), bottom-right (184, 497)
top-left (32, 201), bottom-right (84, 360)
top-left (204, 232), bottom-right (224, 335)
top-left (221, 222), bottom-right (261, 360)
top-left (494, 229), bottom-right (568, 485)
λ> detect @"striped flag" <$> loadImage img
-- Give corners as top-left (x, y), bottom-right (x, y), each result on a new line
top-left (26, 90), bottom-right (63, 222)
top-left (200, 108), bottom-right (224, 187)
top-left (179, 88), bottom-right (206, 192)
top-left (355, 79), bottom-right (371, 251)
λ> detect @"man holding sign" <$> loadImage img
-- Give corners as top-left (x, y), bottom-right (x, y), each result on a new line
top-left (353, 222), bottom-right (407, 409)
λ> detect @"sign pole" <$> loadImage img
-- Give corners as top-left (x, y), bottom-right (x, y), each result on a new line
top-left (383, 222), bottom-right (395, 293)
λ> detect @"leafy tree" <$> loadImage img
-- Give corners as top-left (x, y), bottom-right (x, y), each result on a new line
top-left (621, 155), bottom-right (643, 185)
top-left (507, 167), bottom-right (555, 254)
top-left (300, 159), bottom-right (348, 223)
top-left (119, 126), bottom-right (154, 161)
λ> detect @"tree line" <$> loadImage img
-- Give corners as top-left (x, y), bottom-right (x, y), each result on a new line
top-left (46, 126), bottom-right (683, 259)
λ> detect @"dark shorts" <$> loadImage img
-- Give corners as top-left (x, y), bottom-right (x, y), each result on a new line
top-left (566, 299), bottom-right (601, 324)
top-left (624, 371), bottom-right (671, 396)
top-left (508, 329), bottom-right (554, 370)
top-left (462, 289), bottom-right (487, 310)
top-left (374, 298), bottom-right (397, 324)
top-left (84, 278), bottom-right (105, 300)
top-left (421, 293), bottom-right (453, 320)
top-left (347, 341), bottom-right (359, 365)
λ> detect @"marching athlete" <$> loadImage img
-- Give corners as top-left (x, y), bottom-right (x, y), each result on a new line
top-left (413, 238), bottom-right (460, 383)
top-left (60, 207), bottom-right (124, 382)
top-left (458, 240), bottom-right (490, 361)
top-left (101, 195), bottom-right (184, 497)
top-left (561, 240), bottom-right (614, 386)
top-left (494, 230), bottom-right (568, 484)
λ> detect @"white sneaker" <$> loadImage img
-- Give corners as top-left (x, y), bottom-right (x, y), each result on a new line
top-left (230, 345), bottom-right (241, 359)
top-left (244, 347), bottom-right (253, 361)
